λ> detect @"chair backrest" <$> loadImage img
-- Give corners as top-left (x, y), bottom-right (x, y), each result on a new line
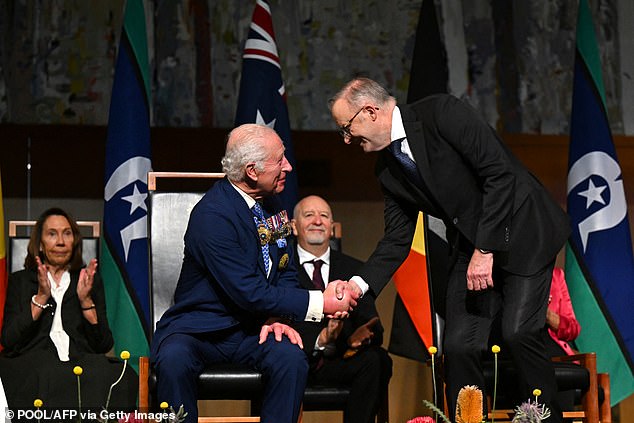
top-left (147, 172), bottom-right (224, 333)
top-left (8, 220), bottom-right (100, 273)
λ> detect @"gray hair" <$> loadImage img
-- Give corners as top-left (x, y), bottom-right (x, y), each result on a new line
top-left (221, 124), bottom-right (276, 182)
top-left (328, 77), bottom-right (394, 110)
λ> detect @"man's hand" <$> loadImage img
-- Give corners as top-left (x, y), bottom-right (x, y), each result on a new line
top-left (467, 249), bottom-right (494, 291)
top-left (259, 322), bottom-right (304, 349)
top-left (323, 280), bottom-right (358, 318)
top-left (318, 318), bottom-right (344, 347)
top-left (332, 279), bottom-right (362, 300)
top-left (348, 316), bottom-right (379, 348)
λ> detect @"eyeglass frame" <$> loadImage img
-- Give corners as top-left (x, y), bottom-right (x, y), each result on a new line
top-left (338, 106), bottom-right (365, 138)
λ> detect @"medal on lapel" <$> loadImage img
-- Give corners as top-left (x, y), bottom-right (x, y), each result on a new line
top-left (278, 253), bottom-right (289, 270)
top-left (257, 224), bottom-right (271, 246)
top-left (267, 210), bottom-right (292, 248)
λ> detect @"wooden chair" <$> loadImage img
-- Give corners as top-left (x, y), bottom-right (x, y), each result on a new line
top-left (482, 352), bottom-right (611, 422)
top-left (8, 220), bottom-right (100, 273)
top-left (138, 172), bottom-right (387, 423)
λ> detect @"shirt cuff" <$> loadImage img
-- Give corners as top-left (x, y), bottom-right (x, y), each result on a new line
top-left (350, 276), bottom-right (369, 296)
top-left (314, 337), bottom-right (326, 351)
top-left (305, 290), bottom-right (323, 322)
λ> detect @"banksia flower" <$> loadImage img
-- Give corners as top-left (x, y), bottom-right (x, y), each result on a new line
top-left (455, 385), bottom-right (483, 423)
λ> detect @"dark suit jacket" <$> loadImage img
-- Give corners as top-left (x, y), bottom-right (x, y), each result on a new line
top-left (359, 94), bottom-right (570, 297)
top-left (293, 249), bottom-right (383, 367)
top-left (151, 178), bottom-right (310, 354)
top-left (0, 268), bottom-right (113, 357)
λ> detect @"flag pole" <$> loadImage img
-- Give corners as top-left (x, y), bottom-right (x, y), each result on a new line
top-left (26, 137), bottom-right (31, 220)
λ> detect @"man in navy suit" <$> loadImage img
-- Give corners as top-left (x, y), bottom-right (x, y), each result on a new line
top-left (291, 195), bottom-right (392, 423)
top-left (329, 78), bottom-right (569, 422)
top-left (151, 124), bottom-right (358, 423)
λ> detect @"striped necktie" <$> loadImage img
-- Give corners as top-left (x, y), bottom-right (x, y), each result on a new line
top-left (252, 202), bottom-right (270, 275)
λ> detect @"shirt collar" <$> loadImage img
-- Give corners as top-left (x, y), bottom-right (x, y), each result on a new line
top-left (230, 180), bottom-right (258, 210)
top-left (297, 244), bottom-right (330, 266)
top-left (391, 105), bottom-right (407, 142)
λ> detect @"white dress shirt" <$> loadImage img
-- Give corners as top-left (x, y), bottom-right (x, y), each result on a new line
top-left (351, 105), bottom-right (412, 296)
top-left (48, 270), bottom-right (71, 361)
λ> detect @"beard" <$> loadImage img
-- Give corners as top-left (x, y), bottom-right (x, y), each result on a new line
top-left (304, 231), bottom-right (327, 246)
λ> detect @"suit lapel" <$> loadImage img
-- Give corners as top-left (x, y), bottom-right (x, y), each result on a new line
top-left (219, 179), bottom-right (269, 276)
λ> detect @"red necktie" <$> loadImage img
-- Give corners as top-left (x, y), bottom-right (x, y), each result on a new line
top-left (311, 259), bottom-right (325, 291)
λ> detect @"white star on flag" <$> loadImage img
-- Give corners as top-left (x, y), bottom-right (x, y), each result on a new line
top-left (578, 178), bottom-right (606, 208)
top-left (256, 109), bottom-right (276, 128)
top-left (121, 183), bottom-right (148, 214)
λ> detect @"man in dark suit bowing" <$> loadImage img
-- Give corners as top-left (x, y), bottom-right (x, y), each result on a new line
top-left (150, 124), bottom-right (358, 423)
top-left (329, 78), bottom-right (569, 422)
top-left (291, 195), bottom-right (392, 423)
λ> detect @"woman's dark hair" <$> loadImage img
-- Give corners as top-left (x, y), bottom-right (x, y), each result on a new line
top-left (24, 207), bottom-right (84, 271)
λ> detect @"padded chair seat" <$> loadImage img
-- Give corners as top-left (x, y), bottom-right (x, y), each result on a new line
top-left (148, 363), bottom-right (263, 402)
top-left (303, 385), bottom-right (351, 410)
top-left (147, 363), bottom-right (351, 410)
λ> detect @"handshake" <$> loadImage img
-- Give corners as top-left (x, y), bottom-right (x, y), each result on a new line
top-left (322, 279), bottom-right (363, 318)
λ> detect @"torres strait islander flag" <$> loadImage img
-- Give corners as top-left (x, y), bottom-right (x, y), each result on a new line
top-left (566, 0), bottom-right (634, 404)
top-left (102, 0), bottom-right (152, 368)
top-left (235, 0), bottom-right (298, 215)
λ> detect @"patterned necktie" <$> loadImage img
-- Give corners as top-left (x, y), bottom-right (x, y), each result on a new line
top-left (252, 202), bottom-right (270, 275)
top-left (389, 138), bottom-right (423, 186)
top-left (311, 259), bottom-right (325, 291)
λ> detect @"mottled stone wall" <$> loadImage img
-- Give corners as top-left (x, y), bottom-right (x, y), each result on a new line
top-left (0, 0), bottom-right (630, 134)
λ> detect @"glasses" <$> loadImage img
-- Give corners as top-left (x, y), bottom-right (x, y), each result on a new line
top-left (338, 107), bottom-right (364, 138)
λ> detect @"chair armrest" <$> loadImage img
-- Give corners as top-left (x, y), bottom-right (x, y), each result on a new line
top-left (598, 373), bottom-right (611, 422)
top-left (552, 352), bottom-right (599, 422)
top-left (139, 356), bottom-right (150, 411)
top-left (552, 352), bottom-right (596, 368)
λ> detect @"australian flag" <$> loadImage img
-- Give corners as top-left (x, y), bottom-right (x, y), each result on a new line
top-left (102, 0), bottom-right (152, 364)
top-left (235, 0), bottom-right (298, 215)
top-left (566, 0), bottom-right (634, 404)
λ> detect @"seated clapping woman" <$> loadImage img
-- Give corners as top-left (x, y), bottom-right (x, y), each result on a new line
top-left (0, 208), bottom-right (137, 411)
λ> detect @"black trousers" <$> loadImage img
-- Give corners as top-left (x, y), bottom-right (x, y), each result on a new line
top-left (309, 346), bottom-right (392, 423)
top-left (443, 252), bottom-right (561, 423)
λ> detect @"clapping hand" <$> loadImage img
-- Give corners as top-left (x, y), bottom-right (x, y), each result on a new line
top-left (318, 318), bottom-right (344, 347)
top-left (348, 316), bottom-right (379, 348)
top-left (34, 255), bottom-right (52, 301)
top-left (77, 258), bottom-right (97, 305)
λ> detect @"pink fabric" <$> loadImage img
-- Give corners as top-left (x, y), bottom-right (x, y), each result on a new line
top-left (548, 267), bottom-right (581, 355)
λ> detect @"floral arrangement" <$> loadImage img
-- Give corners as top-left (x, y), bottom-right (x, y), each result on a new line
top-left (411, 345), bottom-right (551, 423)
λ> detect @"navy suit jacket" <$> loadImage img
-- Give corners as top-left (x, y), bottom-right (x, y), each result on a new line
top-left (359, 94), bottom-right (570, 297)
top-left (151, 178), bottom-right (309, 354)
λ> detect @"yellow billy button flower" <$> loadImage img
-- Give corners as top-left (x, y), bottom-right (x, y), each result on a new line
top-left (34, 399), bottom-right (43, 408)
top-left (73, 366), bottom-right (83, 376)
top-left (120, 350), bottom-right (131, 360)
top-left (491, 345), bottom-right (501, 354)
top-left (533, 388), bottom-right (542, 398)
top-left (428, 346), bottom-right (438, 355)
top-left (160, 402), bottom-right (169, 410)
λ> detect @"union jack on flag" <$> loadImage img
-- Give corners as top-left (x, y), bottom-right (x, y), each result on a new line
top-left (235, 0), bottom-right (298, 215)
